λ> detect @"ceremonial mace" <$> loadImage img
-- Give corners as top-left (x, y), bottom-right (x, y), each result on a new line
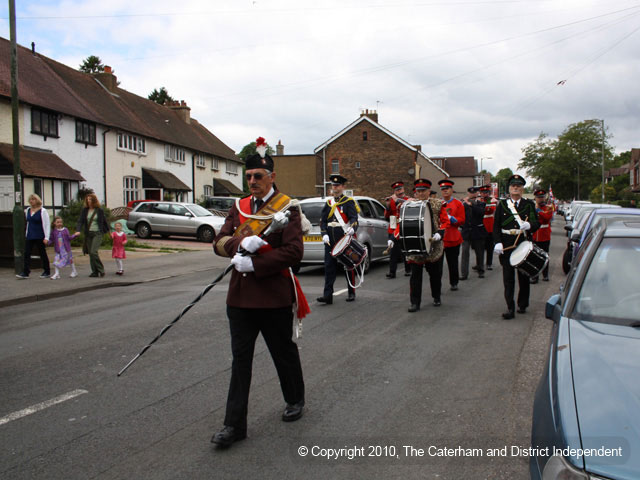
top-left (117, 211), bottom-right (291, 377)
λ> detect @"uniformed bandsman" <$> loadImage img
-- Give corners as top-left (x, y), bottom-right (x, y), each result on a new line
top-left (317, 174), bottom-right (359, 304)
top-left (384, 181), bottom-right (411, 278)
top-left (479, 184), bottom-right (496, 270)
top-left (530, 189), bottom-right (553, 283)
top-left (493, 174), bottom-right (540, 319)
top-left (438, 179), bottom-right (465, 290)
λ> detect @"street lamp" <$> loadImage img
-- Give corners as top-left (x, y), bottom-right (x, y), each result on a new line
top-left (601, 119), bottom-right (605, 202)
top-left (480, 156), bottom-right (492, 185)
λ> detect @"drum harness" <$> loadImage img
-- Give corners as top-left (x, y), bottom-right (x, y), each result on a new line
top-left (328, 197), bottom-right (366, 289)
top-left (502, 199), bottom-right (528, 251)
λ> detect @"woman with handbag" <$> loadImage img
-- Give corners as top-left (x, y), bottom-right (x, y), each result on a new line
top-left (75, 193), bottom-right (110, 277)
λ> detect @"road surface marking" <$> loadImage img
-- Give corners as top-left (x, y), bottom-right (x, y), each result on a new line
top-left (0, 389), bottom-right (88, 426)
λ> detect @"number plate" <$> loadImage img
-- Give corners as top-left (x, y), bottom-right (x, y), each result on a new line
top-left (303, 234), bottom-right (322, 242)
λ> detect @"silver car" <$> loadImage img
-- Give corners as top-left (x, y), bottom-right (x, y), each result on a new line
top-left (127, 201), bottom-right (226, 243)
top-left (298, 196), bottom-right (390, 272)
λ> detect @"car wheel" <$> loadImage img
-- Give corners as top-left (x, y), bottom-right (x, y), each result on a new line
top-left (136, 222), bottom-right (151, 239)
top-left (363, 244), bottom-right (372, 274)
top-left (198, 225), bottom-right (215, 243)
top-left (562, 248), bottom-right (571, 274)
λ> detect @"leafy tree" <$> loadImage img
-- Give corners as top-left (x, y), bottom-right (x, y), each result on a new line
top-left (79, 55), bottom-right (105, 74)
top-left (589, 184), bottom-right (616, 203)
top-left (238, 140), bottom-right (275, 192)
top-left (518, 120), bottom-right (613, 201)
top-left (494, 167), bottom-right (514, 196)
top-left (148, 87), bottom-right (174, 105)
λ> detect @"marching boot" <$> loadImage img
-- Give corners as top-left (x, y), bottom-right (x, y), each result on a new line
top-left (502, 310), bottom-right (515, 320)
top-left (316, 296), bottom-right (333, 305)
top-left (346, 292), bottom-right (355, 302)
top-left (282, 401), bottom-right (305, 422)
top-left (386, 272), bottom-right (396, 279)
top-left (433, 298), bottom-right (441, 307)
top-left (408, 304), bottom-right (420, 312)
top-left (530, 276), bottom-right (539, 284)
top-left (211, 426), bottom-right (247, 448)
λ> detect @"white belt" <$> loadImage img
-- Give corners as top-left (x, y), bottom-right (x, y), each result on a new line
top-left (502, 229), bottom-right (521, 235)
top-left (483, 215), bottom-right (493, 218)
top-left (328, 222), bottom-right (342, 227)
top-left (540, 224), bottom-right (550, 228)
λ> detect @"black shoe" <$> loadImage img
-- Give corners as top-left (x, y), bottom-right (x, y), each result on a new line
top-left (316, 296), bottom-right (333, 305)
top-left (404, 272), bottom-right (411, 277)
top-left (478, 272), bottom-right (485, 278)
top-left (386, 272), bottom-right (396, 279)
top-left (433, 299), bottom-right (441, 307)
top-left (89, 272), bottom-right (99, 277)
top-left (346, 293), bottom-right (355, 302)
top-left (472, 265), bottom-right (478, 271)
top-left (502, 310), bottom-right (515, 320)
top-left (99, 272), bottom-right (105, 277)
top-left (530, 277), bottom-right (538, 284)
top-left (543, 276), bottom-right (549, 281)
top-left (282, 401), bottom-right (304, 422)
top-left (408, 304), bottom-right (420, 312)
top-left (459, 276), bottom-right (468, 281)
top-left (517, 307), bottom-right (527, 314)
top-left (15, 273), bottom-right (29, 279)
top-left (211, 426), bottom-right (247, 448)
top-left (450, 284), bottom-right (458, 291)
top-left (487, 265), bottom-right (493, 270)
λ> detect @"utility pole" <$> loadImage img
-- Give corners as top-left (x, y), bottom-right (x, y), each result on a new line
top-left (601, 119), bottom-right (605, 202)
top-left (9, 0), bottom-right (25, 274)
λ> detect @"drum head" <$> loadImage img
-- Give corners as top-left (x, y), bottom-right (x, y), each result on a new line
top-left (331, 235), bottom-right (350, 256)
top-left (510, 241), bottom-right (533, 266)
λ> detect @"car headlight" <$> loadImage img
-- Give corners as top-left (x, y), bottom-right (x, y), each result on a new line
top-left (543, 455), bottom-right (588, 480)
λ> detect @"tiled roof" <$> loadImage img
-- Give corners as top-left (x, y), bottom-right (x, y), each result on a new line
top-left (0, 143), bottom-right (84, 181)
top-left (0, 37), bottom-right (239, 163)
top-left (430, 156), bottom-right (477, 177)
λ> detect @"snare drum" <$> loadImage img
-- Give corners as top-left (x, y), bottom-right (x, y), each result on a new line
top-left (400, 201), bottom-right (433, 255)
top-left (331, 234), bottom-right (367, 270)
top-left (509, 241), bottom-right (549, 278)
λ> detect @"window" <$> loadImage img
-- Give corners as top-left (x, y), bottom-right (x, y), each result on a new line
top-left (212, 158), bottom-right (219, 170)
top-left (355, 162), bottom-right (361, 169)
top-left (362, 131), bottom-right (368, 141)
top-left (358, 200), bottom-right (374, 218)
top-left (31, 108), bottom-right (58, 138)
top-left (164, 145), bottom-right (185, 163)
top-left (117, 133), bottom-right (146, 154)
top-left (123, 176), bottom-right (140, 205)
top-left (226, 161), bottom-right (238, 175)
top-left (33, 178), bottom-right (43, 200)
top-left (62, 181), bottom-right (71, 206)
top-left (331, 159), bottom-right (339, 174)
top-left (75, 119), bottom-right (96, 145)
top-left (195, 153), bottom-right (206, 168)
top-left (204, 185), bottom-right (213, 196)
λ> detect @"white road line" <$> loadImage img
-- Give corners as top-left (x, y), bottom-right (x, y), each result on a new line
top-left (0, 389), bottom-right (88, 427)
top-left (334, 289), bottom-right (348, 296)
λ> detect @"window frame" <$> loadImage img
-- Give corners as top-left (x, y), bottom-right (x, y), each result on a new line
top-left (195, 153), bottom-right (206, 168)
top-left (31, 108), bottom-right (59, 139)
top-left (123, 176), bottom-right (141, 205)
top-left (164, 144), bottom-right (185, 164)
top-left (226, 161), bottom-right (238, 175)
top-left (331, 159), bottom-right (340, 174)
top-left (117, 132), bottom-right (146, 154)
top-left (75, 119), bottom-right (97, 146)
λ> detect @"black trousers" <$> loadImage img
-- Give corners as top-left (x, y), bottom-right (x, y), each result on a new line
top-left (224, 305), bottom-right (305, 430)
top-left (23, 238), bottom-right (50, 276)
top-left (389, 241), bottom-right (409, 275)
top-left (484, 235), bottom-right (494, 267)
top-left (443, 244), bottom-right (460, 286)
top-left (323, 244), bottom-right (355, 298)
top-left (471, 238), bottom-right (486, 274)
top-left (499, 252), bottom-right (530, 311)
top-left (533, 240), bottom-right (550, 278)
top-left (409, 256), bottom-right (444, 306)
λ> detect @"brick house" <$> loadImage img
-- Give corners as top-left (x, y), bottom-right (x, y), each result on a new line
top-left (272, 140), bottom-right (320, 198)
top-left (314, 111), bottom-right (448, 203)
top-left (429, 156), bottom-right (484, 198)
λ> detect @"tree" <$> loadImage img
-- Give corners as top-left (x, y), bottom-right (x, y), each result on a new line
top-left (494, 167), bottom-right (514, 197)
top-left (79, 55), bottom-right (105, 74)
top-left (237, 140), bottom-right (275, 192)
top-left (518, 120), bottom-right (614, 201)
top-left (148, 87), bottom-right (174, 105)
top-left (589, 184), bottom-right (616, 203)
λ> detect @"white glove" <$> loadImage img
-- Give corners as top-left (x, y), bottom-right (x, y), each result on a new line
top-left (322, 234), bottom-right (330, 245)
top-left (494, 243), bottom-right (504, 255)
top-left (273, 211), bottom-right (287, 223)
top-left (520, 221), bottom-right (531, 231)
top-left (240, 235), bottom-right (268, 253)
top-left (387, 239), bottom-right (394, 248)
top-left (231, 253), bottom-right (254, 272)
top-left (432, 233), bottom-right (441, 242)
top-left (346, 227), bottom-right (355, 236)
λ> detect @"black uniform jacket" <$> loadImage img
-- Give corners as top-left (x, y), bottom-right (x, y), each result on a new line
top-left (492, 197), bottom-right (540, 250)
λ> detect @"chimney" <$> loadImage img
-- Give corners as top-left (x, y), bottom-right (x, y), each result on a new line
top-left (359, 108), bottom-right (378, 123)
top-left (167, 99), bottom-right (191, 124)
top-left (94, 65), bottom-right (118, 92)
top-left (276, 140), bottom-right (284, 156)
top-left (31, 42), bottom-right (35, 54)
top-left (413, 145), bottom-right (422, 152)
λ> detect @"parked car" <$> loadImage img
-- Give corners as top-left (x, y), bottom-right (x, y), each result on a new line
top-left (563, 200), bottom-right (591, 225)
top-left (572, 208), bottom-right (640, 259)
top-left (127, 201), bottom-right (226, 242)
top-left (531, 219), bottom-right (640, 480)
top-left (203, 196), bottom-right (238, 213)
top-left (126, 199), bottom-right (152, 209)
top-left (297, 196), bottom-right (390, 272)
top-left (562, 204), bottom-right (620, 273)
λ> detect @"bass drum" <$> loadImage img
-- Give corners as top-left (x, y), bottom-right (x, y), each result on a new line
top-left (509, 241), bottom-right (549, 278)
top-left (400, 201), bottom-right (433, 256)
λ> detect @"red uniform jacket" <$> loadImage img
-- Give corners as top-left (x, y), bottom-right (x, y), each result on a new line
top-left (213, 193), bottom-right (303, 309)
top-left (385, 195), bottom-right (409, 234)
top-left (532, 205), bottom-right (554, 242)
top-left (483, 197), bottom-right (497, 233)
top-left (442, 198), bottom-right (465, 247)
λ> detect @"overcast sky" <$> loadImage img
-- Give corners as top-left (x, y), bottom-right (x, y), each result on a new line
top-left (2, 0), bottom-right (639, 177)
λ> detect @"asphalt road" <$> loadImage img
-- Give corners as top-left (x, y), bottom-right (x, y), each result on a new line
top-left (0, 224), bottom-right (567, 480)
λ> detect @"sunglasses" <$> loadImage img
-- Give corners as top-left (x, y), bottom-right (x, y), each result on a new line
top-left (245, 172), bottom-right (271, 181)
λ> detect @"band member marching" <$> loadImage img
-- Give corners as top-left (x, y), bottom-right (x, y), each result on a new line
top-left (479, 184), bottom-right (496, 270)
top-left (211, 138), bottom-right (308, 448)
top-left (438, 179), bottom-right (465, 291)
top-left (384, 181), bottom-right (410, 278)
top-left (530, 189), bottom-right (553, 283)
top-left (493, 174), bottom-right (540, 319)
top-left (396, 179), bottom-right (448, 312)
top-left (317, 174), bottom-right (359, 304)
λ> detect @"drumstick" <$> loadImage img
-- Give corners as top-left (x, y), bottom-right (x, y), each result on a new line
top-left (503, 215), bottom-right (528, 251)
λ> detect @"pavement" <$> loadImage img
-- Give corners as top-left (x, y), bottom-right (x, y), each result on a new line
top-left (0, 238), bottom-right (230, 308)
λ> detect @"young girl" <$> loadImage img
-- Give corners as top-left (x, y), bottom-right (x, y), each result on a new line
top-left (49, 216), bottom-right (79, 279)
top-left (111, 222), bottom-right (127, 275)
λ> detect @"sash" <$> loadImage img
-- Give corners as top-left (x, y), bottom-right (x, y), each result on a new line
top-left (234, 192), bottom-right (291, 238)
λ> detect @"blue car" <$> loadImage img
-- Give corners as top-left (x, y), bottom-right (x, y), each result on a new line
top-left (530, 219), bottom-right (640, 480)
top-left (572, 208), bottom-right (640, 259)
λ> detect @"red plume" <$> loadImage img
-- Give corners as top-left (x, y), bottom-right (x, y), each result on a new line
top-left (256, 137), bottom-right (266, 147)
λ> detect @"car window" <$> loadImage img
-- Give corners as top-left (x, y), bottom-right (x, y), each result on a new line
top-left (153, 203), bottom-right (171, 214)
top-left (300, 202), bottom-right (325, 226)
top-left (136, 203), bottom-right (152, 213)
top-left (371, 199), bottom-right (386, 219)
top-left (187, 204), bottom-right (213, 217)
top-left (572, 237), bottom-right (640, 325)
top-left (170, 205), bottom-right (189, 216)
top-left (358, 200), bottom-right (374, 219)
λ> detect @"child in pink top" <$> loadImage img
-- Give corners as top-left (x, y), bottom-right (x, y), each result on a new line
top-left (49, 216), bottom-right (79, 279)
top-left (111, 222), bottom-right (127, 275)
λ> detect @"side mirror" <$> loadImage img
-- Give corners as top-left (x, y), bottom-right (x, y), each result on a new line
top-left (570, 231), bottom-right (581, 242)
top-left (545, 294), bottom-right (561, 321)
top-left (564, 225), bottom-right (573, 232)
top-left (185, 212), bottom-right (193, 218)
